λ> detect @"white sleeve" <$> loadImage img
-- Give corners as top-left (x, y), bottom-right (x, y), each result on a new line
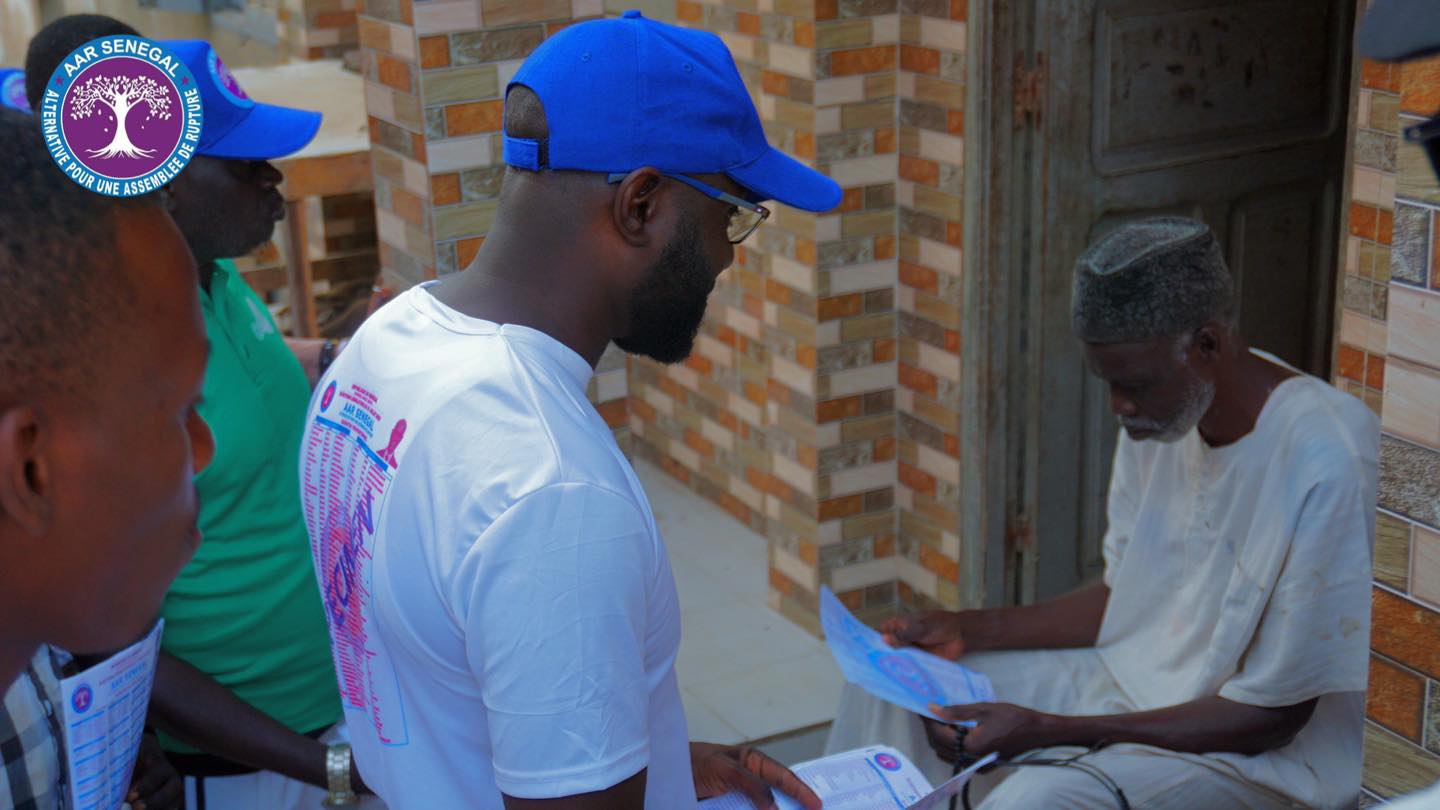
top-left (459, 483), bottom-right (655, 799)
top-left (1218, 475), bottom-right (1373, 707)
top-left (1101, 433), bottom-right (1139, 588)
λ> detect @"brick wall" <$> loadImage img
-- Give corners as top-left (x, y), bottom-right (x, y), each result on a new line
top-left (354, 0), bottom-right (982, 630)
top-left (1337, 4), bottom-right (1440, 800)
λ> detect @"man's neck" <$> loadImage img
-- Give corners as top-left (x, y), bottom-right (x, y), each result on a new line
top-left (428, 226), bottom-right (615, 368)
top-left (1196, 348), bottom-right (1295, 447)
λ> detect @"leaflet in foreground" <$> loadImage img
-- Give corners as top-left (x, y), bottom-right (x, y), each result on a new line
top-left (819, 586), bottom-right (995, 722)
top-left (60, 620), bottom-right (164, 810)
top-left (697, 745), bottom-right (998, 810)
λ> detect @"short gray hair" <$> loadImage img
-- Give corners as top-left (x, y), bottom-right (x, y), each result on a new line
top-left (1071, 216), bottom-right (1235, 344)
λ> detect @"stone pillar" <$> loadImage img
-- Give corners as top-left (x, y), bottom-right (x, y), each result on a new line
top-left (894, 2), bottom-right (966, 612)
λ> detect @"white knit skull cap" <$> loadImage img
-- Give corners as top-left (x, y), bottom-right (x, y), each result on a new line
top-left (1071, 216), bottom-right (1234, 344)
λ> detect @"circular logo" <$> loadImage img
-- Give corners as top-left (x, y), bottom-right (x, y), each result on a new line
top-left (71, 685), bottom-right (93, 714)
top-left (1, 72), bottom-right (27, 112)
top-left (320, 380), bottom-right (338, 412)
top-left (870, 651), bottom-right (947, 704)
top-left (207, 48), bottom-right (252, 108)
top-left (44, 36), bottom-right (202, 196)
top-left (874, 753), bottom-right (902, 771)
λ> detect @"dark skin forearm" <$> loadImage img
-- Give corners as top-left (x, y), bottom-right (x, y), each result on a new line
top-left (148, 652), bottom-right (343, 790)
top-left (963, 582), bottom-right (1110, 652)
top-left (1045, 696), bottom-right (1318, 755)
top-left (932, 695), bottom-right (1318, 761)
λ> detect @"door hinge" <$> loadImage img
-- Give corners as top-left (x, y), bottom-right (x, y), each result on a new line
top-left (1014, 53), bottom-right (1047, 124)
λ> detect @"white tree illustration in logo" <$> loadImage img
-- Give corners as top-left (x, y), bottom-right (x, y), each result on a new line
top-left (69, 74), bottom-right (173, 159)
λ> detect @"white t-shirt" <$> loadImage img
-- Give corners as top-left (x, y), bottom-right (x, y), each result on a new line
top-left (1096, 352), bottom-right (1379, 809)
top-left (298, 285), bottom-right (695, 809)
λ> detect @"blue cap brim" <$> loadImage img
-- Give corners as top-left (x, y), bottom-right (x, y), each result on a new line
top-left (1358, 0), bottom-right (1440, 61)
top-left (728, 146), bottom-right (842, 213)
top-left (199, 103), bottom-right (322, 160)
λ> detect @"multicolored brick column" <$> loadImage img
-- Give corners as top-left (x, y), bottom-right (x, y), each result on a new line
top-left (357, 0), bottom-right (975, 631)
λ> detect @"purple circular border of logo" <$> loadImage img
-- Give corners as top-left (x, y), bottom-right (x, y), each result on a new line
top-left (42, 35), bottom-right (202, 197)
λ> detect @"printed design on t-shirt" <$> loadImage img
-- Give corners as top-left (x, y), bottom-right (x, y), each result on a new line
top-left (246, 297), bottom-right (276, 341)
top-left (302, 381), bottom-right (410, 746)
top-left (376, 419), bottom-right (406, 468)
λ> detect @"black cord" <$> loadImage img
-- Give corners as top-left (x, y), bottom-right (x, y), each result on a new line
top-left (948, 728), bottom-right (966, 810)
top-left (955, 747), bottom-right (1131, 810)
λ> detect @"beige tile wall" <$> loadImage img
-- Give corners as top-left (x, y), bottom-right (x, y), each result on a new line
top-left (1339, 4), bottom-right (1440, 800)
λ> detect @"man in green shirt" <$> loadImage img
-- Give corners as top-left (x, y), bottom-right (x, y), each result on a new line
top-left (26, 19), bottom-right (378, 809)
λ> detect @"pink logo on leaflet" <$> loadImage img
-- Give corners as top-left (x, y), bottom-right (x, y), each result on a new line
top-left (206, 49), bottom-right (252, 107)
top-left (44, 36), bottom-right (201, 196)
top-left (320, 380), bottom-right (337, 411)
top-left (71, 685), bottom-right (93, 714)
top-left (874, 753), bottom-right (901, 771)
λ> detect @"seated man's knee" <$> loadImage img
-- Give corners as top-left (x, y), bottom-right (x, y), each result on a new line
top-left (978, 766), bottom-right (1114, 810)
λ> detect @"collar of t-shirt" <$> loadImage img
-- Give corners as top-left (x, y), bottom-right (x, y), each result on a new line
top-left (1182, 348), bottom-right (1307, 461)
top-left (411, 281), bottom-right (594, 392)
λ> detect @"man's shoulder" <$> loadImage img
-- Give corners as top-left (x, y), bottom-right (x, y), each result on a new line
top-left (1269, 377), bottom-right (1379, 476)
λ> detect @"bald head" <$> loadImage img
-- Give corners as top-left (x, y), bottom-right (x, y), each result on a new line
top-left (1072, 217), bottom-right (1235, 344)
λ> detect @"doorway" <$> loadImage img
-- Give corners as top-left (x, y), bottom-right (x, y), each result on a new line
top-left (971, 0), bottom-right (1357, 605)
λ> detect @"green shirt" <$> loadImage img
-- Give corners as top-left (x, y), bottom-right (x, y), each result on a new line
top-left (159, 259), bottom-right (341, 754)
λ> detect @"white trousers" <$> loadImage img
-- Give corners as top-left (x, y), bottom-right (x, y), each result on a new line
top-left (824, 649), bottom-right (1302, 809)
top-left (181, 724), bottom-right (386, 810)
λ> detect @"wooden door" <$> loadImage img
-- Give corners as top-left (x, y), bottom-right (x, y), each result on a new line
top-left (1011, 0), bottom-right (1356, 601)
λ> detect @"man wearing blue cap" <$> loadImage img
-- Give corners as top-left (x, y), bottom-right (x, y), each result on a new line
top-left (299, 10), bottom-right (837, 810)
top-left (23, 17), bottom-right (379, 809)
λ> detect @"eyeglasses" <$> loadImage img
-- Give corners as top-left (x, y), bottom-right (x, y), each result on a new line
top-left (606, 172), bottom-right (771, 244)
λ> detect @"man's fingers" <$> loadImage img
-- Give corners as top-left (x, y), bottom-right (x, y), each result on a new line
top-left (742, 748), bottom-right (822, 810)
top-left (146, 773), bottom-right (183, 810)
top-left (721, 755), bottom-right (778, 810)
top-left (929, 702), bottom-right (986, 723)
top-left (129, 761), bottom-right (167, 797)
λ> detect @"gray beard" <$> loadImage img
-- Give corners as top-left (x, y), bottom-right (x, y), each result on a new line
top-left (1122, 376), bottom-right (1215, 443)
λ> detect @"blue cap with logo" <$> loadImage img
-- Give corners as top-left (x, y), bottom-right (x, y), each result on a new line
top-left (503, 10), bottom-right (842, 213)
top-left (162, 40), bottom-right (321, 160)
top-left (0, 69), bottom-right (29, 112)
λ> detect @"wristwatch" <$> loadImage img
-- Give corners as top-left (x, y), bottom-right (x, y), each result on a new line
top-left (322, 742), bottom-right (359, 807)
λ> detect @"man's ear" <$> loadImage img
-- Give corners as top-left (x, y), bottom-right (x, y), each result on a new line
top-left (1192, 323), bottom-right (1225, 362)
top-left (610, 167), bottom-right (665, 248)
top-left (0, 406), bottom-right (50, 537)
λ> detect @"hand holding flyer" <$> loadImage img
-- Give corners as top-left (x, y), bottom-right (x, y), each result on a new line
top-left (697, 746), bottom-right (997, 810)
top-left (819, 586), bottom-right (994, 722)
top-left (60, 621), bottom-right (164, 810)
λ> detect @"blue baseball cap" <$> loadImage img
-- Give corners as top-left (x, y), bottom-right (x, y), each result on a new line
top-left (503, 10), bottom-right (841, 213)
top-left (0, 69), bottom-right (29, 112)
top-left (162, 40), bottom-right (321, 160)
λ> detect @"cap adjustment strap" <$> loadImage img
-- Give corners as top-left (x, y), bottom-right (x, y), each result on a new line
top-left (502, 135), bottom-right (548, 170)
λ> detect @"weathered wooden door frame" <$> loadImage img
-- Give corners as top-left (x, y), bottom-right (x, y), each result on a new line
top-left (960, 0), bottom-right (1040, 608)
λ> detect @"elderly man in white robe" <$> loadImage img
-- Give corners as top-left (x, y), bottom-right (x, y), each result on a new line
top-left (825, 216), bottom-right (1378, 809)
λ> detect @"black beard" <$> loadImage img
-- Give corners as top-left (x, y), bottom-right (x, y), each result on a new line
top-left (613, 214), bottom-right (715, 364)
